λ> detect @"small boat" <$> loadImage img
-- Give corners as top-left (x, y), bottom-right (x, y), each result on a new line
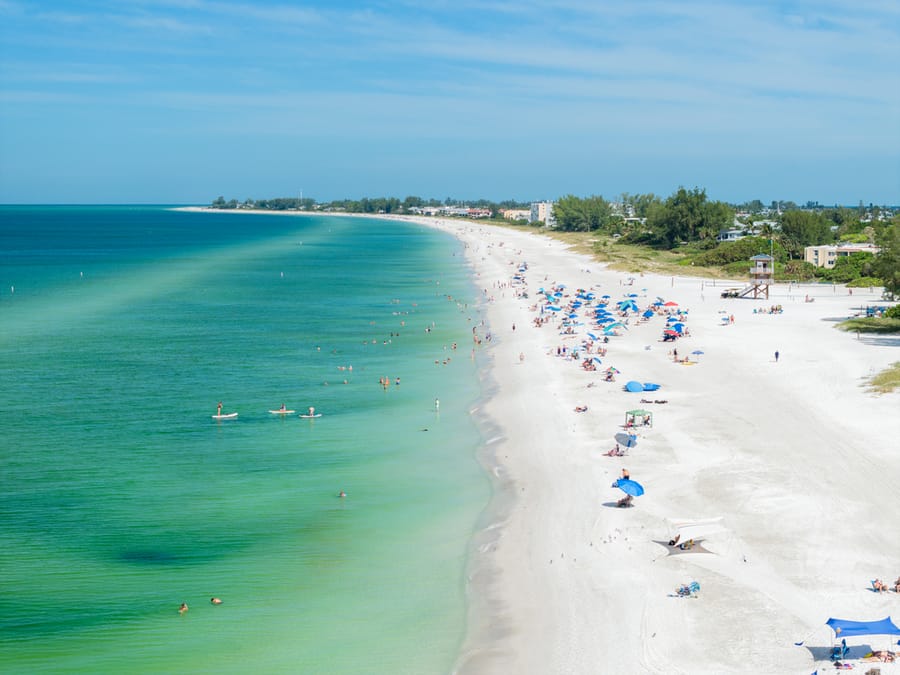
top-left (212, 412), bottom-right (239, 420)
top-left (269, 409), bottom-right (296, 415)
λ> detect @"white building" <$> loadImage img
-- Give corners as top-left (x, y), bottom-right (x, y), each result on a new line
top-left (804, 243), bottom-right (880, 269)
top-left (530, 201), bottom-right (555, 226)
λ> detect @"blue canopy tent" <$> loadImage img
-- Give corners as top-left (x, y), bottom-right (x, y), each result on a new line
top-left (826, 617), bottom-right (900, 639)
top-left (796, 616), bottom-right (900, 652)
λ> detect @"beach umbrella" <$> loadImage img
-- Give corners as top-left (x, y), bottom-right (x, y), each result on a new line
top-left (642, 310), bottom-right (654, 318)
top-left (692, 350), bottom-right (704, 356)
top-left (615, 432), bottom-right (638, 448)
top-left (602, 294), bottom-right (611, 299)
top-left (664, 301), bottom-right (679, 307)
top-left (615, 478), bottom-right (644, 497)
top-left (625, 381), bottom-right (643, 393)
top-left (672, 323), bottom-right (685, 333)
top-left (605, 367), bottom-right (620, 374)
top-left (588, 333), bottom-right (600, 341)
top-left (568, 312), bottom-right (578, 318)
top-left (653, 301), bottom-right (664, 306)
top-left (664, 329), bottom-right (678, 336)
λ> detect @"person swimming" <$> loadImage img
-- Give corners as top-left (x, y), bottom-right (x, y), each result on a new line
top-left (210, 597), bottom-right (222, 605)
top-left (179, 602), bottom-right (188, 614)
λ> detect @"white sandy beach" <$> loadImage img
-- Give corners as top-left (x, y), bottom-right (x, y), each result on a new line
top-left (427, 219), bottom-right (900, 675)
top-left (183, 208), bottom-right (900, 674)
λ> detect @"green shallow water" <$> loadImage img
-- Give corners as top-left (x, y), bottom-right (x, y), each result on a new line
top-left (0, 207), bottom-right (489, 674)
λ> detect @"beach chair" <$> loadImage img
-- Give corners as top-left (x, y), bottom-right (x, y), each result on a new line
top-left (676, 581), bottom-right (700, 597)
top-left (831, 638), bottom-right (849, 661)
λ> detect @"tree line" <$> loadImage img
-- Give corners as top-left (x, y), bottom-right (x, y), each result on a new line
top-left (210, 190), bottom-right (899, 298)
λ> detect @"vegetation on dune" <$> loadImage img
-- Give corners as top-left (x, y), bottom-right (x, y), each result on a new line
top-left (838, 317), bottom-right (900, 333)
top-left (868, 362), bottom-right (900, 394)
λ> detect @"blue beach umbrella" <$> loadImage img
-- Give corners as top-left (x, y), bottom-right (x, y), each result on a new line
top-left (588, 333), bottom-right (599, 340)
top-left (615, 432), bottom-right (638, 448)
top-left (615, 478), bottom-right (645, 497)
top-left (642, 310), bottom-right (654, 318)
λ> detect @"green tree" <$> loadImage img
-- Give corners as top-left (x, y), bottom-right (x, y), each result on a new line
top-left (778, 210), bottom-right (833, 257)
top-left (552, 195), bottom-right (611, 232)
top-left (821, 252), bottom-right (876, 283)
top-left (873, 222), bottom-right (900, 299)
top-left (646, 187), bottom-right (732, 248)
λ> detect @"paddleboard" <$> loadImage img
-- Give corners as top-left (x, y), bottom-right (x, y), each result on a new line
top-left (269, 410), bottom-right (296, 415)
top-left (212, 413), bottom-right (239, 420)
top-left (299, 414), bottom-right (322, 419)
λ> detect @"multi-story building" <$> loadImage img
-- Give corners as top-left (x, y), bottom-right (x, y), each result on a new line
top-left (501, 209), bottom-right (531, 221)
top-left (530, 201), bottom-right (555, 226)
top-left (804, 243), bottom-right (880, 269)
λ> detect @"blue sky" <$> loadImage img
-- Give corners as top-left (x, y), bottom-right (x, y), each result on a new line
top-left (1, 0), bottom-right (898, 204)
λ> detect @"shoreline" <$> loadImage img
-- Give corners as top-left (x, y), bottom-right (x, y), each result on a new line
top-left (180, 206), bottom-right (900, 674)
top-left (412, 216), bottom-right (900, 674)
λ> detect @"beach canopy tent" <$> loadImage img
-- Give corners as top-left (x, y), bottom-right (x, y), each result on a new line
top-left (626, 409), bottom-right (652, 426)
top-left (826, 617), bottom-right (900, 639)
top-left (668, 517), bottom-right (726, 542)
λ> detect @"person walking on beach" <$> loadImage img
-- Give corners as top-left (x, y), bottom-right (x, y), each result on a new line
top-left (774, 350), bottom-right (780, 363)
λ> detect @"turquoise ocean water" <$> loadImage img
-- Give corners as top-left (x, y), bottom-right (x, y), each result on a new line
top-left (0, 206), bottom-right (489, 674)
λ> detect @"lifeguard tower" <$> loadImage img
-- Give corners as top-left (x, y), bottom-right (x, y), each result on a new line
top-left (747, 254), bottom-right (774, 299)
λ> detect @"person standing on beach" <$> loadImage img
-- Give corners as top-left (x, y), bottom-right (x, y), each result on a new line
top-left (775, 350), bottom-right (780, 362)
